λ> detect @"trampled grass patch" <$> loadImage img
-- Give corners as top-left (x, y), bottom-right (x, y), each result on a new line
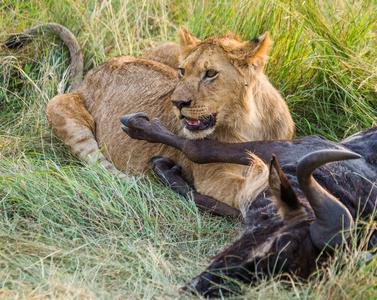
top-left (1, 0), bottom-right (376, 298)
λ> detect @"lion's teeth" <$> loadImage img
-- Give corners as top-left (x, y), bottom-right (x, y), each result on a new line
top-left (186, 119), bottom-right (201, 126)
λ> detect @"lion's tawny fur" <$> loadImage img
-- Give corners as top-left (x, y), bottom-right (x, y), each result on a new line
top-left (44, 25), bottom-right (294, 209)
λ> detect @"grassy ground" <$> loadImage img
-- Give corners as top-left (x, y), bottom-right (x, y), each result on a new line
top-left (1, 0), bottom-right (377, 298)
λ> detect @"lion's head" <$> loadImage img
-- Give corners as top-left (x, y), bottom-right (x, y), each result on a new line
top-left (171, 27), bottom-right (293, 141)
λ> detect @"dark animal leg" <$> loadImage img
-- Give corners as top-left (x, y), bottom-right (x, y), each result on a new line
top-left (121, 113), bottom-right (186, 148)
top-left (120, 113), bottom-right (298, 164)
top-left (121, 113), bottom-right (256, 164)
top-left (151, 157), bottom-right (241, 218)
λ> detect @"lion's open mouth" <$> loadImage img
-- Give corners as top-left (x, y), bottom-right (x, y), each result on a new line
top-left (184, 114), bottom-right (217, 131)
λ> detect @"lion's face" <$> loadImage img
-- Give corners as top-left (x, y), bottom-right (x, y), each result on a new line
top-left (172, 46), bottom-right (246, 139)
top-left (171, 27), bottom-right (273, 140)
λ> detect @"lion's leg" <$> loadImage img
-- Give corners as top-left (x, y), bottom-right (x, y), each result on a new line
top-left (46, 93), bottom-right (121, 175)
top-left (192, 165), bottom-right (245, 209)
top-left (151, 157), bottom-right (240, 218)
top-left (192, 161), bottom-right (269, 212)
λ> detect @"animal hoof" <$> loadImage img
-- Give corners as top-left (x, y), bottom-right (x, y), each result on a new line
top-left (120, 112), bottom-right (149, 126)
top-left (151, 156), bottom-right (176, 169)
top-left (151, 157), bottom-right (182, 175)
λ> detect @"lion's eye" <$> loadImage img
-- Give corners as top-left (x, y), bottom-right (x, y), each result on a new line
top-left (178, 68), bottom-right (185, 77)
top-left (205, 69), bottom-right (218, 79)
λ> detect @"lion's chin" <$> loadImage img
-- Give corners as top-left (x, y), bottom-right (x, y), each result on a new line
top-left (183, 126), bottom-right (215, 139)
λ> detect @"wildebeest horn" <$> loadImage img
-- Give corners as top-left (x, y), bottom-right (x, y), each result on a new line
top-left (296, 150), bottom-right (361, 250)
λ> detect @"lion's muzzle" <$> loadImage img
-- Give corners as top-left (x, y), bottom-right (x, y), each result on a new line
top-left (184, 114), bottom-right (217, 131)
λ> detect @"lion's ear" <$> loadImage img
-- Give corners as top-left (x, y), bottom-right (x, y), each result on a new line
top-left (228, 32), bottom-right (272, 71)
top-left (178, 26), bottom-right (201, 57)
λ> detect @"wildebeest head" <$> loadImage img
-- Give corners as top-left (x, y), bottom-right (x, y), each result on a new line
top-left (183, 150), bottom-right (360, 297)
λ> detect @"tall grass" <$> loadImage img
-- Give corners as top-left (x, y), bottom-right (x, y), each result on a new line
top-left (1, 0), bottom-right (376, 298)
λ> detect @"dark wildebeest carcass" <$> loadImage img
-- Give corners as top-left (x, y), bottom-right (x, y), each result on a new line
top-left (120, 113), bottom-right (377, 297)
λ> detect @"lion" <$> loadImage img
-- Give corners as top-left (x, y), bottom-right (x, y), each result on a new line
top-left (5, 23), bottom-right (294, 210)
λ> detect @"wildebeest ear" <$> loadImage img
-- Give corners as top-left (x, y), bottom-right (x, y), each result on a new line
top-left (178, 26), bottom-right (201, 57)
top-left (226, 32), bottom-right (272, 71)
top-left (269, 155), bottom-right (303, 220)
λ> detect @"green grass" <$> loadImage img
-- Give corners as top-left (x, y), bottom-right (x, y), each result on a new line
top-left (1, 0), bottom-right (376, 298)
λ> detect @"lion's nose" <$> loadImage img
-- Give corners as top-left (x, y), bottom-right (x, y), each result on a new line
top-left (172, 100), bottom-right (192, 110)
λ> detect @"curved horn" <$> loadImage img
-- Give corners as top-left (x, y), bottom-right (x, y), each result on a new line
top-left (296, 150), bottom-right (361, 250)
